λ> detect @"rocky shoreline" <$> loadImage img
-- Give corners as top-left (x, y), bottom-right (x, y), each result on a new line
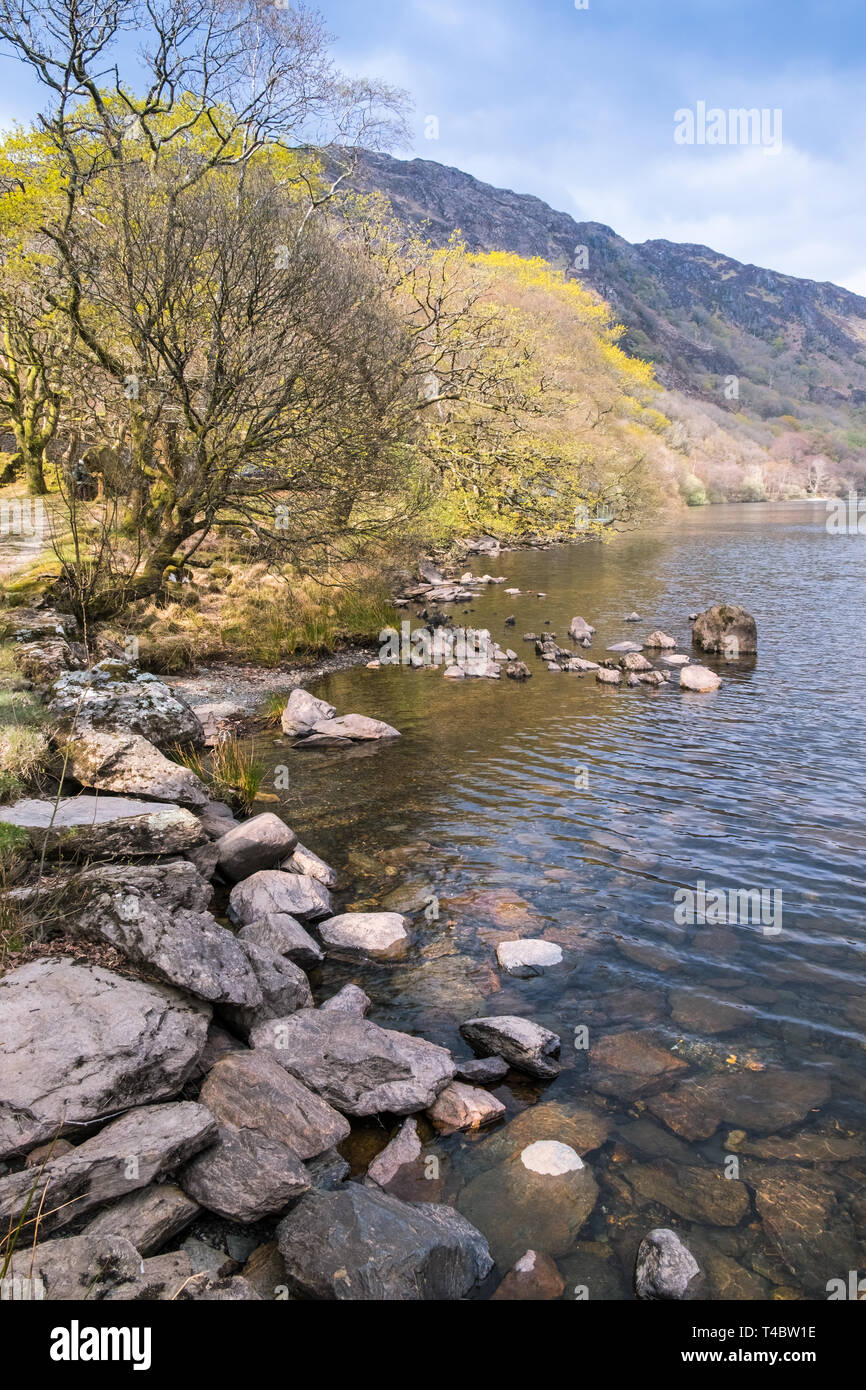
top-left (0, 594), bottom-right (759, 1302)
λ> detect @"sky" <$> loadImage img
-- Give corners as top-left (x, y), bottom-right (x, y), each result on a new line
top-left (2, 0), bottom-right (865, 293)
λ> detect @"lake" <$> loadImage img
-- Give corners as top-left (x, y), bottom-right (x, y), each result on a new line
top-left (257, 501), bottom-right (866, 1299)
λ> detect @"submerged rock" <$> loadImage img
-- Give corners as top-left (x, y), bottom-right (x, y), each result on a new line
top-left (0, 958), bottom-right (209, 1159)
top-left (491, 1249), bottom-right (565, 1300)
top-left (496, 938), bottom-right (563, 978)
top-left (589, 1030), bottom-right (689, 1099)
top-left (625, 1159), bottom-right (750, 1226)
top-left (647, 1068), bottom-right (831, 1141)
top-left (277, 1184), bottom-right (493, 1300)
top-left (634, 1228), bottom-right (702, 1300)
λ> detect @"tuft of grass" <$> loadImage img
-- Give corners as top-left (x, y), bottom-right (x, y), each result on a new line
top-left (262, 691), bottom-right (291, 727)
top-left (0, 644), bottom-right (51, 802)
top-left (171, 736), bottom-right (264, 815)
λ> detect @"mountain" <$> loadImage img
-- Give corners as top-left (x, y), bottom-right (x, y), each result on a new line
top-left (346, 151), bottom-right (866, 494)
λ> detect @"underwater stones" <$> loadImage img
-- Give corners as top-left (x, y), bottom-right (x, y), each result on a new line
top-left (589, 1030), bottom-right (689, 1100)
top-left (625, 1160), bottom-right (750, 1226)
top-left (646, 1069), bottom-right (832, 1141)
top-left (457, 1138), bottom-right (599, 1270)
top-left (491, 1249), bottom-right (565, 1301)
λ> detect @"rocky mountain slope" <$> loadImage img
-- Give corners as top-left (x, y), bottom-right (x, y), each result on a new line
top-left (347, 152), bottom-right (866, 484)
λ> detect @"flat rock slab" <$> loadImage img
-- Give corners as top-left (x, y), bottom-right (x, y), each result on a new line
top-left (427, 1081), bottom-right (506, 1134)
top-left (0, 1102), bottom-right (217, 1232)
top-left (752, 1167), bottom-right (859, 1292)
top-left (0, 796), bottom-right (206, 858)
top-left (365, 1117), bottom-right (431, 1199)
top-left (0, 958), bottom-right (210, 1159)
top-left (83, 1184), bottom-right (199, 1256)
top-left (48, 660), bottom-right (204, 747)
top-left (496, 938), bottom-right (563, 978)
top-left (61, 729), bottom-right (210, 807)
top-left (277, 1184), bottom-right (493, 1300)
top-left (606, 641), bottom-right (643, 653)
top-left (69, 860), bottom-right (264, 1007)
top-left (200, 1051), bottom-right (349, 1159)
top-left (251, 1010), bottom-right (455, 1116)
top-left (647, 1069), bottom-right (832, 1140)
top-left (625, 1160), bottom-right (751, 1226)
top-left (228, 869), bottom-right (332, 924)
top-left (180, 1122), bottom-right (310, 1223)
top-left (4, 1233), bottom-right (144, 1302)
top-left (318, 911), bottom-right (410, 960)
top-left (239, 913), bottom-right (323, 967)
top-left (215, 812), bottom-right (298, 882)
top-left (455, 1056), bottom-right (510, 1084)
top-left (589, 1030), bottom-right (689, 1099)
top-left (298, 713), bottom-right (402, 745)
top-left (459, 1015), bottom-right (561, 1079)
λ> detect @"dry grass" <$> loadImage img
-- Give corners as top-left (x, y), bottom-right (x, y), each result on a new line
top-left (170, 736), bottom-right (264, 814)
top-left (0, 645), bottom-right (51, 803)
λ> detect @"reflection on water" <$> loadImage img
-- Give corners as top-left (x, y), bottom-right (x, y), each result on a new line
top-left (255, 503), bottom-right (866, 1300)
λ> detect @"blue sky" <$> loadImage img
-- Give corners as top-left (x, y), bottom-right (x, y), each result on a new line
top-left (2, 0), bottom-right (865, 292)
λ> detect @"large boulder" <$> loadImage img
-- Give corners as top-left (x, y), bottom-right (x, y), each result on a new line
top-left (280, 687), bottom-right (337, 736)
top-left (218, 939), bottom-right (313, 1037)
top-left (297, 713), bottom-right (402, 747)
top-left (228, 869), bottom-right (332, 924)
top-left (692, 604), bottom-right (757, 656)
top-left (0, 1102), bottom-right (217, 1232)
top-left (459, 1016), bottom-right (561, 1079)
top-left (66, 860), bottom-right (264, 1006)
top-left (215, 812), bottom-right (298, 882)
top-left (317, 911), bottom-right (410, 961)
top-left (276, 1185), bottom-right (493, 1300)
top-left (180, 1122), bottom-right (310, 1223)
top-left (200, 1051), bottom-right (349, 1159)
top-left (251, 1010), bottom-right (456, 1116)
top-left (48, 660), bottom-right (204, 747)
top-left (0, 796), bottom-right (206, 859)
top-left (60, 728), bottom-right (209, 807)
top-left (0, 958), bottom-right (210, 1159)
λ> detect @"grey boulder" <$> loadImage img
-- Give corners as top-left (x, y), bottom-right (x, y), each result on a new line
top-left (200, 1051), bottom-right (349, 1160)
top-left (634, 1227), bottom-right (702, 1300)
top-left (276, 1184), bottom-right (493, 1300)
top-left (48, 660), bottom-right (204, 747)
top-left (459, 1015), bottom-right (561, 1079)
top-left (215, 812), bottom-right (298, 882)
top-left (0, 958), bottom-right (209, 1159)
top-left (239, 913), bottom-right (324, 968)
top-left (251, 1010), bottom-right (455, 1116)
top-left (228, 869), bottom-right (332, 924)
top-left (83, 1184), bottom-right (199, 1255)
top-left (0, 796), bottom-right (206, 859)
top-left (180, 1122), bottom-right (310, 1222)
